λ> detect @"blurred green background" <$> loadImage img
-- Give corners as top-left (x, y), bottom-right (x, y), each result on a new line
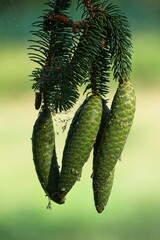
top-left (0, 0), bottom-right (160, 239)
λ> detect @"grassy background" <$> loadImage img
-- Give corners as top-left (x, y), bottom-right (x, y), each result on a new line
top-left (0, 1), bottom-right (160, 239)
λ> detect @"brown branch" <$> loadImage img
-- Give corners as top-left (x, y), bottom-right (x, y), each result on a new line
top-left (83, 0), bottom-right (94, 14)
top-left (43, 13), bottom-right (73, 31)
top-left (43, 11), bottom-right (93, 34)
top-left (72, 16), bottom-right (92, 33)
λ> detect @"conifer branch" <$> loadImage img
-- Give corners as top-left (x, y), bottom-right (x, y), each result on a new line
top-left (29, 0), bottom-right (79, 112)
top-left (103, 2), bottom-right (132, 81)
top-left (29, 0), bottom-right (133, 111)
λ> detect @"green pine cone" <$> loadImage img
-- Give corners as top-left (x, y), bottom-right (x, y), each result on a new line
top-left (63, 98), bottom-right (89, 157)
top-left (93, 100), bottom-right (110, 157)
top-left (32, 109), bottom-right (65, 204)
top-left (35, 92), bottom-right (42, 110)
top-left (94, 168), bottom-right (115, 213)
top-left (93, 101), bottom-right (114, 213)
top-left (93, 79), bottom-right (136, 212)
top-left (58, 95), bottom-right (103, 198)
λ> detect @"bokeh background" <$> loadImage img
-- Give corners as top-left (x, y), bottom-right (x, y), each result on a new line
top-left (0, 0), bottom-right (160, 239)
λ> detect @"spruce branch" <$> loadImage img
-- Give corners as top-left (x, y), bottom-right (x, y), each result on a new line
top-left (29, 0), bottom-right (79, 112)
top-left (29, 0), bottom-right (133, 112)
top-left (78, 0), bottom-right (132, 82)
top-left (65, 6), bottom-right (109, 87)
top-left (83, 41), bottom-right (111, 97)
top-left (103, 2), bottom-right (132, 81)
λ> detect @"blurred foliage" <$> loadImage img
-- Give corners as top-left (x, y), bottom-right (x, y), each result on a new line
top-left (0, 0), bottom-right (159, 100)
top-left (0, 31), bottom-right (159, 101)
top-left (0, 0), bottom-right (159, 41)
top-left (1, 90), bottom-right (160, 240)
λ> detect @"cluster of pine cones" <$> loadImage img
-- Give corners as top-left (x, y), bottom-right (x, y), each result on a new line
top-left (32, 79), bottom-right (135, 213)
